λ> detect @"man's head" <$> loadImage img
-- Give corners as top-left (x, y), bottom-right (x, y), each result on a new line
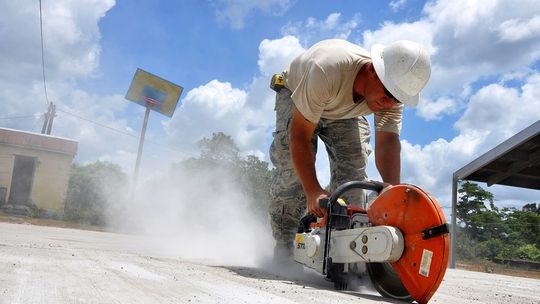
top-left (359, 63), bottom-right (402, 112)
top-left (370, 40), bottom-right (431, 107)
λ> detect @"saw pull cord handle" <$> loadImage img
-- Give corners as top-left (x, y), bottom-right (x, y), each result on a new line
top-left (322, 180), bottom-right (385, 276)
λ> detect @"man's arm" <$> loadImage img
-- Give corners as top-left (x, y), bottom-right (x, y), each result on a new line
top-left (290, 108), bottom-right (329, 217)
top-left (375, 130), bottom-right (401, 185)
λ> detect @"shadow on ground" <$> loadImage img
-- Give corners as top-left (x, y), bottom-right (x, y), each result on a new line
top-left (221, 264), bottom-right (410, 304)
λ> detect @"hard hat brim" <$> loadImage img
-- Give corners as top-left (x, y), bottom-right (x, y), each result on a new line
top-left (370, 43), bottom-right (420, 107)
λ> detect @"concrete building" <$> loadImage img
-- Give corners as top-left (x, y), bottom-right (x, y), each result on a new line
top-left (0, 128), bottom-right (78, 217)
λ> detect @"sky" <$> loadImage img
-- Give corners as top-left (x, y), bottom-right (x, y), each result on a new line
top-left (1, 0), bottom-right (540, 211)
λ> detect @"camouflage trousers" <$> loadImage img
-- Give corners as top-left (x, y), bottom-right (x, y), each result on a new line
top-left (269, 87), bottom-right (372, 248)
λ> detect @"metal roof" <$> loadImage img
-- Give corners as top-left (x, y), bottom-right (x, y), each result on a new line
top-left (453, 120), bottom-right (540, 190)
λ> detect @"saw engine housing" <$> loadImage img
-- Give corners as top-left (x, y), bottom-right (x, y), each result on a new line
top-left (293, 181), bottom-right (450, 304)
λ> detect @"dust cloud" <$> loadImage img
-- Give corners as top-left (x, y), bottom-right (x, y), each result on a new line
top-left (107, 164), bottom-right (275, 267)
top-left (102, 163), bottom-right (377, 293)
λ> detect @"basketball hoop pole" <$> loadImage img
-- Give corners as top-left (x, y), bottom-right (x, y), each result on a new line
top-left (133, 104), bottom-right (151, 189)
top-left (125, 68), bottom-right (184, 196)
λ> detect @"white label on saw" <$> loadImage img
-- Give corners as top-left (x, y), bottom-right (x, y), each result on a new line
top-left (419, 249), bottom-right (433, 277)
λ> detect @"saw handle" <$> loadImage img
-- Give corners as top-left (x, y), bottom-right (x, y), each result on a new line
top-left (318, 180), bottom-right (385, 208)
top-left (327, 181), bottom-right (385, 206)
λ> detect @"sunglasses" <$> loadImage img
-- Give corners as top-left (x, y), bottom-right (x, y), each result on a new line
top-left (384, 86), bottom-right (401, 104)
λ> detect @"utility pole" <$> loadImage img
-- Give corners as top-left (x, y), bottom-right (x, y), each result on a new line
top-left (41, 102), bottom-right (56, 135)
top-left (41, 102), bottom-right (52, 134)
top-left (45, 102), bottom-right (55, 135)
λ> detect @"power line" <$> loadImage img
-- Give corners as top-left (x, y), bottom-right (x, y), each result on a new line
top-left (55, 108), bottom-right (198, 158)
top-left (39, 0), bottom-right (50, 106)
top-left (0, 115), bottom-right (38, 120)
top-left (56, 108), bottom-right (138, 138)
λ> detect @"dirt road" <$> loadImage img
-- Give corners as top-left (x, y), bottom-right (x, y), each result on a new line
top-left (0, 222), bottom-right (539, 304)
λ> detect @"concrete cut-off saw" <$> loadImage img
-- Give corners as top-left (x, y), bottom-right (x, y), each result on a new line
top-left (293, 181), bottom-right (450, 304)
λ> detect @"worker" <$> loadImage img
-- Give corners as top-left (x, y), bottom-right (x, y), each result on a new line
top-left (268, 39), bottom-right (432, 263)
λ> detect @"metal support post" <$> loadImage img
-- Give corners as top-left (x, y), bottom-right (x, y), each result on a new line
top-left (133, 105), bottom-right (151, 190)
top-left (450, 175), bottom-right (458, 268)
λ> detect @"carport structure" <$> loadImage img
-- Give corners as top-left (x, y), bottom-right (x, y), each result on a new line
top-left (450, 120), bottom-right (540, 268)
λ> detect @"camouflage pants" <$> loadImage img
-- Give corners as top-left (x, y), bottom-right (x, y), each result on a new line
top-left (269, 87), bottom-right (372, 248)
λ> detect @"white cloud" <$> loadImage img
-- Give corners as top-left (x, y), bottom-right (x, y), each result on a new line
top-left (163, 78), bottom-right (273, 159)
top-left (389, 0), bottom-right (407, 12)
top-left (425, 0), bottom-right (540, 72)
top-left (401, 133), bottom-right (484, 194)
top-left (164, 80), bottom-right (248, 152)
top-left (186, 80), bottom-right (247, 118)
top-left (362, 20), bottom-right (434, 52)
top-left (0, 0), bottom-right (115, 111)
top-left (362, 0), bottom-right (540, 119)
top-left (0, 0), bottom-right (114, 84)
top-left (50, 89), bottom-right (135, 165)
top-left (456, 74), bottom-right (540, 139)
top-left (499, 69), bottom-right (534, 84)
top-left (498, 15), bottom-right (540, 42)
top-left (257, 35), bottom-right (304, 76)
top-left (416, 96), bottom-right (458, 121)
top-left (211, 0), bottom-right (292, 29)
top-left (282, 13), bottom-right (361, 46)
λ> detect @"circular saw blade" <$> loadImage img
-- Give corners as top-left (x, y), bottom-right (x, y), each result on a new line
top-left (366, 262), bottom-right (412, 300)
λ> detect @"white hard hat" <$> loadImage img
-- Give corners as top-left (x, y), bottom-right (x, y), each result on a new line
top-left (371, 40), bottom-right (431, 107)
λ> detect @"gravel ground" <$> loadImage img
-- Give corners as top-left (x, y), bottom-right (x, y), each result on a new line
top-left (0, 222), bottom-right (539, 304)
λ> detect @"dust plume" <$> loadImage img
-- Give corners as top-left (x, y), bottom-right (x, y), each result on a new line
top-left (107, 164), bottom-right (275, 267)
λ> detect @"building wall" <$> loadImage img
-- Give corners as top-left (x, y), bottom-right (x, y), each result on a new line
top-left (0, 144), bottom-right (74, 214)
top-left (0, 154), bottom-right (14, 203)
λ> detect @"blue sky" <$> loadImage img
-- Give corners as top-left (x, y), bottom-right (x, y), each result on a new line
top-left (1, 0), bottom-right (540, 209)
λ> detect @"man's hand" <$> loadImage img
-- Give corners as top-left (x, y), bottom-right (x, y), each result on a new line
top-left (307, 189), bottom-right (331, 218)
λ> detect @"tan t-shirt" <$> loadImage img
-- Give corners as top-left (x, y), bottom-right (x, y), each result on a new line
top-left (284, 39), bottom-right (403, 134)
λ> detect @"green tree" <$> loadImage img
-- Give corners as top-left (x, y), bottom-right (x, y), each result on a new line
top-left (455, 227), bottom-right (480, 261)
top-left (64, 161), bottom-right (128, 226)
top-left (457, 181), bottom-right (499, 240)
top-left (504, 208), bottom-right (540, 248)
top-left (522, 203), bottom-right (539, 214)
top-left (198, 132), bottom-right (240, 162)
top-left (476, 238), bottom-right (506, 260)
top-left (175, 132), bottom-right (241, 176)
top-left (515, 244), bottom-right (540, 261)
top-left (239, 155), bottom-right (275, 217)
top-left (172, 132), bottom-right (274, 219)
top-left (456, 181), bottom-right (540, 263)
